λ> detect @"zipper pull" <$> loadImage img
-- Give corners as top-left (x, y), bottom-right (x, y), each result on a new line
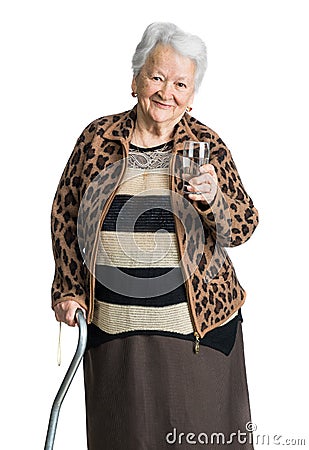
top-left (194, 331), bottom-right (200, 354)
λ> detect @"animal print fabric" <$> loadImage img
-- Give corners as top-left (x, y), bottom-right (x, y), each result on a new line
top-left (51, 107), bottom-right (258, 338)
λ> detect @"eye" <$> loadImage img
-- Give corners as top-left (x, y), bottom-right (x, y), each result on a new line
top-left (177, 82), bottom-right (187, 89)
top-left (152, 76), bottom-right (163, 82)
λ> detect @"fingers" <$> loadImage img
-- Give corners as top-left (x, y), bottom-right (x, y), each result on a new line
top-left (54, 300), bottom-right (86, 327)
top-left (200, 164), bottom-right (216, 176)
top-left (188, 191), bottom-right (215, 203)
top-left (187, 177), bottom-right (212, 193)
top-left (187, 164), bottom-right (217, 203)
top-left (190, 164), bottom-right (217, 185)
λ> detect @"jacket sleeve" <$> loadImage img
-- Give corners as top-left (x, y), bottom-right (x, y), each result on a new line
top-left (193, 136), bottom-right (259, 247)
top-left (50, 122), bottom-right (97, 310)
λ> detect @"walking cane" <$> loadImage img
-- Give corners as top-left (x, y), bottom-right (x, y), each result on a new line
top-left (44, 309), bottom-right (87, 450)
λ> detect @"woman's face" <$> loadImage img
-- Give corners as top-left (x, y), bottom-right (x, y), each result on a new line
top-left (132, 44), bottom-right (196, 127)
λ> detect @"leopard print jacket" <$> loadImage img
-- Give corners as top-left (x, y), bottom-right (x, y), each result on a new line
top-left (51, 107), bottom-right (259, 339)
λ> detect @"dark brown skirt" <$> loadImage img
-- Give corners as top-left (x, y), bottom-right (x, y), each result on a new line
top-left (83, 322), bottom-right (254, 449)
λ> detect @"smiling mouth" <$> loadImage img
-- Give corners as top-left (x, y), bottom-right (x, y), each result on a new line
top-left (153, 100), bottom-right (173, 109)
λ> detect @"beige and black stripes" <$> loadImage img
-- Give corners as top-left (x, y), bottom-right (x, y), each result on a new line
top-left (93, 299), bottom-right (194, 335)
top-left (96, 231), bottom-right (180, 268)
top-left (94, 156), bottom-right (191, 321)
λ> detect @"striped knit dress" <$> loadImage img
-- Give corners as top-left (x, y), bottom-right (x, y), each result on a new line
top-left (83, 142), bottom-right (254, 450)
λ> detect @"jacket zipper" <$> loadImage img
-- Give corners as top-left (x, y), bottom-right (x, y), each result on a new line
top-left (175, 218), bottom-right (201, 355)
top-left (88, 190), bottom-right (117, 322)
top-left (88, 156), bottom-right (128, 323)
top-left (169, 156), bottom-right (201, 354)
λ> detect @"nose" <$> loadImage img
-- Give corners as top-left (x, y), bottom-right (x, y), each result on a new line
top-left (158, 81), bottom-right (174, 100)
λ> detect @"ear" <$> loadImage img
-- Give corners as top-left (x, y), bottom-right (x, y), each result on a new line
top-left (131, 77), bottom-right (137, 94)
top-left (188, 92), bottom-right (195, 107)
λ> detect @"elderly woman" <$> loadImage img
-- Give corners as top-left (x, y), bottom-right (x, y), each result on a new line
top-left (51, 22), bottom-right (258, 449)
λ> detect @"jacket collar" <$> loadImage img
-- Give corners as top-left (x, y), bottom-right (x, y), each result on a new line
top-left (102, 105), bottom-right (203, 152)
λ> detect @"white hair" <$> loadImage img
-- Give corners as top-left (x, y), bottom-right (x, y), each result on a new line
top-left (132, 22), bottom-right (207, 91)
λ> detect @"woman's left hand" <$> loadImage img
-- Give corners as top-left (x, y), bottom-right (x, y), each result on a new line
top-left (187, 164), bottom-right (218, 204)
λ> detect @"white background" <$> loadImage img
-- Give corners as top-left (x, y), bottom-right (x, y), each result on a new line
top-left (1, 0), bottom-right (309, 448)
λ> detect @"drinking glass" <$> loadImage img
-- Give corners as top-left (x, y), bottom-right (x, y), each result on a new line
top-left (182, 141), bottom-right (210, 193)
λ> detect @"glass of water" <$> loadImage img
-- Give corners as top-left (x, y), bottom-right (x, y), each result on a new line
top-left (182, 141), bottom-right (210, 194)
